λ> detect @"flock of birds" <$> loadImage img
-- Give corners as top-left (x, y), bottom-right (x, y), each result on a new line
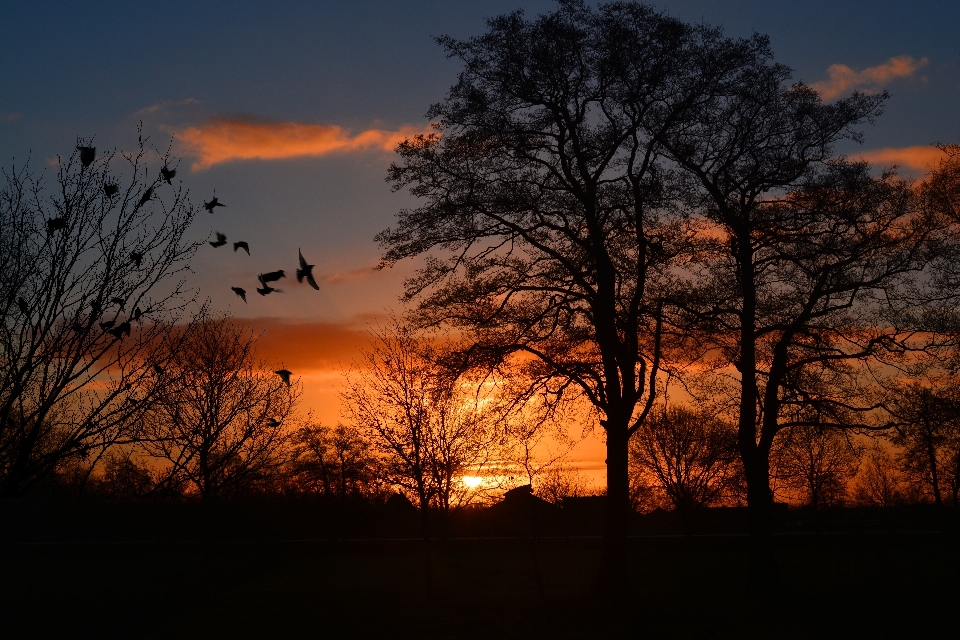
top-left (65, 145), bottom-right (300, 390)
top-left (201, 191), bottom-right (320, 305)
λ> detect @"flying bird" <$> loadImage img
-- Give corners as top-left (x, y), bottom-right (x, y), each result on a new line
top-left (77, 146), bottom-right (95, 167)
top-left (258, 270), bottom-right (285, 285)
top-left (233, 241), bottom-right (249, 255)
top-left (138, 187), bottom-right (153, 207)
top-left (160, 166), bottom-right (176, 184)
top-left (204, 195), bottom-right (225, 213)
top-left (46, 217), bottom-right (67, 233)
top-left (100, 320), bottom-right (115, 331)
top-left (111, 297), bottom-right (125, 308)
top-left (275, 369), bottom-right (292, 386)
top-left (256, 284), bottom-right (276, 296)
top-left (209, 232), bottom-right (227, 248)
top-left (265, 418), bottom-right (281, 427)
top-left (104, 183), bottom-right (119, 197)
top-left (297, 249), bottom-right (319, 290)
top-left (231, 287), bottom-right (247, 303)
top-left (130, 252), bottom-right (143, 267)
top-left (17, 297), bottom-right (29, 316)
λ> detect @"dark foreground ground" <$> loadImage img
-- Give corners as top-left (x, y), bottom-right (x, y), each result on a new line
top-left (2, 531), bottom-right (958, 639)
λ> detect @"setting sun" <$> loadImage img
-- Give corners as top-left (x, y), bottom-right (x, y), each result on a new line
top-left (461, 475), bottom-right (484, 489)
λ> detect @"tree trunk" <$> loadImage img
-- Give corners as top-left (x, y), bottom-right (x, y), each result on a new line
top-left (593, 419), bottom-right (631, 597)
top-left (743, 445), bottom-right (779, 590)
top-left (925, 423), bottom-right (943, 508)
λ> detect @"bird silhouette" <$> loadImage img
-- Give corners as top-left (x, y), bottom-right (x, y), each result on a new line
top-left (77, 146), bottom-right (95, 167)
top-left (104, 183), bottom-right (119, 197)
top-left (46, 217), bottom-right (67, 233)
top-left (90, 300), bottom-right (102, 314)
top-left (297, 249), bottom-right (319, 290)
top-left (259, 270), bottom-right (285, 285)
top-left (209, 232), bottom-right (227, 248)
top-left (204, 195), bottom-right (225, 213)
top-left (138, 187), bottom-right (153, 206)
top-left (133, 307), bottom-right (143, 321)
top-left (71, 322), bottom-right (85, 333)
top-left (275, 369), bottom-right (292, 386)
top-left (153, 363), bottom-right (164, 376)
top-left (17, 297), bottom-right (29, 316)
top-left (233, 241), bottom-right (249, 255)
top-left (130, 252), bottom-right (143, 267)
top-left (109, 321), bottom-right (131, 339)
top-left (265, 418), bottom-right (281, 427)
top-left (100, 320), bottom-right (115, 331)
top-left (160, 166), bottom-right (176, 184)
top-left (256, 284), bottom-right (276, 296)
top-left (231, 287), bottom-right (247, 303)
top-left (111, 297), bottom-right (125, 308)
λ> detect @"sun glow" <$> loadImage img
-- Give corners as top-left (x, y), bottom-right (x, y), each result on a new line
top-left (461, 475), bottom-right (484, 489)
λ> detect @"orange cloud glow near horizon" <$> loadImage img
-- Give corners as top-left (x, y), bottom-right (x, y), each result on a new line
top-left (812, 55), bottom-right (928, 100)
top-left (856, 145), bottom-right (945, 172)
top-left (233, 316), bottom-right (375, 372)
top-left (177, 117), bottom-right (429, 170)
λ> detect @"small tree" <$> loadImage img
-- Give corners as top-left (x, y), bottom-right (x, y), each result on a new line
top-left (290, 421), bottom-right (385, 501)
top-left (629, 406), bottom-right (740, 512)
top-left (853, 441), bottom-right (916, 507)
top-left (535, 464), bottom-right (591, 506)
top-left (772, 426), bottom-right (862, 509)
top-left (98, 448), bottom-right (157, 500)
top-left (141, 317), bottom-right (299, 501)
top-left (887, 385), bottom-right (960, 510)
top-left (0, 134), bottom-right (201, 496)
top-left (341, 320), bottom-right (503, 536)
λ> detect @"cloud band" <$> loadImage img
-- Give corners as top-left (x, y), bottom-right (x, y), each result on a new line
top-left (178, 117), bottom-right (427, 170)
top-left (812, 55), bottom-right (928, 100)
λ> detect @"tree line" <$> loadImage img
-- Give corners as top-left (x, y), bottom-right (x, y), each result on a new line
top-left (3, 0), bottom-right (960, 597)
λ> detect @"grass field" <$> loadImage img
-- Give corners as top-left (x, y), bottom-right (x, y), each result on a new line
top-left (2, 533), bottom-right (957, 639)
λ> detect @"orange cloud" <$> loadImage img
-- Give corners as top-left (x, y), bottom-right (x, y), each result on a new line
top-left (812, 55), bottom-right (928, 100)
top-left (856, 145), bottom-right (945, 172)
top-left (177, 116), bottom-right (428, 170)
top-left (232, 317), bottom-right (373, 373)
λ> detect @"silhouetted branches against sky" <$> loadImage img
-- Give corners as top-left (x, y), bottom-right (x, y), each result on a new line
top-left (0, 134), bottom-right (203, 496)
top-left (141, 316), bottom-right (301, 501)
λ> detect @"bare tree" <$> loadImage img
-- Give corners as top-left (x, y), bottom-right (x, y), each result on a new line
top-left (629, 406), bottom-right (740, 511)
top-left (97, 448), bottom-right (157, 500)
top-left (290, 421), bottom-right (386, 501)
top-left (772, 426), bottom-right (862, 509)
top-left (378, 2), bottom-right (739, 587)
top-left (341, 320), bottom-right (504, 536)
top-left (0, 134), bottom-right (201, 496)
top-left (141, 317), bottom-right (300, 501)
top-left (887, 384), bottom-right (960, 510)
top-left (853, 441), bottom-right (916, 507)
top-left (666, 146), bottom-right (945, 532)
top-left (535, 464), bottom-right (591, 506)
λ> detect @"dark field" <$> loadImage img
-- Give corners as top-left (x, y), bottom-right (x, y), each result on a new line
top-left (2, 531), bottom-right (958, 639)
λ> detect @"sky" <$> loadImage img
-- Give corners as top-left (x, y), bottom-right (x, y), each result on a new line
top-left (2, 0), bottom-right (957, 482)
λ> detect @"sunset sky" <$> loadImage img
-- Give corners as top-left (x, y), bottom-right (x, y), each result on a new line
top-left (2, 0), bottom-right (957, 482)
